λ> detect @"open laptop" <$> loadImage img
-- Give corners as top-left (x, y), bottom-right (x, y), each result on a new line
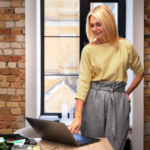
top-left (25, 117), bottom-right (100, 147)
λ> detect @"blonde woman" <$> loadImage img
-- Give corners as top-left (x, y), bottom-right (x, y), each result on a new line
top-left (68, 5), bottom-right (144, 150)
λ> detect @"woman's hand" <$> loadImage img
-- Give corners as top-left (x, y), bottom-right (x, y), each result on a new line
top-left (126, 93), bottom-right (131, 103)
top-left (68, 117), bottom-right (81, 134)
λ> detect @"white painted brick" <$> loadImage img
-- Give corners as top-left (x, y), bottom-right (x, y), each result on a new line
top-left (22, 1), bottom-right (25, 7)
top-left (15, 20), bottom-right (25, 28)
top-left (3, 49), bottom-right (12, 55)
top-left (14, 49), bottom-right (25, 55)
top-left (5, 22), bottom-right (15, 28)
top-left (0, 2), bottom-right (10, 7)
top-left (7, 89), bottom-right (15, 95)
top-left (16, 35), bottom-right (25, 42)
top-left (11, 42), bottom-right (22, 48)
top-left (0, 50), bottom-right (3, 55)
top-left (0, 88), bottom-right (7, 94)
top-left (15, 8), bottom-right (25, 14)
top-left (23, 43), bottom-right (25, 48)
top-left (8, 62), bottom-right (16, 68)
top-left (0, 42), bottom-right (10, 49)
top-left (18, 62), bottom-right (25, 68)
top-left (17, 89), bottom-right (25, 95)
top-left (0, 62), bottom-right (6, 68)
top-left (18, 122), bottom-right (25, 129)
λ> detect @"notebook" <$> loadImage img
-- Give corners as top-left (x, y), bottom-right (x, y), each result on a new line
top-left (25, 117), bottom-right (100, 147)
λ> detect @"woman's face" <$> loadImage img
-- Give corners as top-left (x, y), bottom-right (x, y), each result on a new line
top-left (90, 15), bottom-right (107, 40)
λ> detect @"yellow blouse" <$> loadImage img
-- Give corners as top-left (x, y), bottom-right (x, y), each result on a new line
top-left (75, 40), bottom-right (144, 101)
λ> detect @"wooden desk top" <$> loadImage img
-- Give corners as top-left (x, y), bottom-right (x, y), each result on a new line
top-left (35, 138), bottom-right (114, 150)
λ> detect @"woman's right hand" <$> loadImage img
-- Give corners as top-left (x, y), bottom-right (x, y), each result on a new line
top-left (68, 117), bottom-right (81, 134)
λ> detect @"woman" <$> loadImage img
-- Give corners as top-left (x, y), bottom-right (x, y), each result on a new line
top-left (68, 5), bottom-right (144, 150)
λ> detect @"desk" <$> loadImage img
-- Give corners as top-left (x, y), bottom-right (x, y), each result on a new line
top-left (35, 138), bottom-right (114, 150)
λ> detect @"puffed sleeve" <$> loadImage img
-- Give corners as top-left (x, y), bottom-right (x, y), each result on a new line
top-left (75, 46), bottom-right (93, 102)
top-left (128, 44), bottom-right (144, 75)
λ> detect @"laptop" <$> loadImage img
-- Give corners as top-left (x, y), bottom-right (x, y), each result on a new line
top-left (25, 117), bottom-right (100, 147)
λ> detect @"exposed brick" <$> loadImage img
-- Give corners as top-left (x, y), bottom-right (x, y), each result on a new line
top-left (3, 49), bottom-right (12, 55)
top-left (0, 62), bottom-right (7, 68)
top-left (11, 1), bottom-right (22, 7)
top-left (145, 55), bottom-right (148, 61)
top-left (8, 62), bottom-right (16, 68)
top-left (11, 42), bottom-right (21, 48)
top-left (6, 76), bottom-right (16, 82)
top-left (0, 116), bottom-right (5, 121)
top-left (145, 75), bottom-right (150, 81)
top-left (0, 82), bottom-right (9, 88)
top-left (14, 49), bottom-right (25, 55)
top-left (20, 69), bottom-right (25, 75)
top-left (16, 116), bottom-right (24, 122)
top-left (145, 41), bottom-right (148, 47)
top-left (11, 95), bottom-right (21, 101)
top-left (0, 75), bottom-right (4, 81)
top-left (15, 20), bottom-right (25, 27)
top-left (145, 27), bottom-right (148, 35)
top-left (0, 2), bottom-right (10, 8)
top-left (18, 122), bottom-right (24, 129)
top-left (148, 110), bottom-right (150, 116)
top-left (0, 56), bottom-right (10, 62)
top-left (11, 56), bottom-right (21, 62)
top-left (11, 122), bottom-right (18, 129)
top-left (22, 1), bottom-right (25, 7)
top-left (145, 8), bottom-right (150, 14)
top-left (18, 62), bottom-right (25, 68)
top-left (5, 35), bottom-right (16, 42)
top-left (0, 50), bottom-right (2, 55)
top-left (0, 14), bottom-right (11, 21)
top-left (23, 95), bottom-right (25, 101)
top-left (23, 42), bottom-right (25, 48)
top-left (0, 36), bottom-right (4, 42)
top-left (0, 89), bottom-right (7, 94)
top-left (1, 129), bottom-right (12, 134)
top-left (5, 21), bottom-right (15, 28)
top-left (0, 102), bottom-right (5, 107)
top-left (0, 28), bottom-right (10, 34)
top-left (11, 108), bottom-right (21, 115)
top-left (0, 22), bottom-right (5, 28)
top-left (145, 68), bottom-right (148, 75)
top-left (15, 8), bottom-right (25, 14)
top-left (11, 82), bottom-right (21, 89)
top-left (16, 35), bottom-right (25, 41)
top-left (12, 129), bottom-right (17, 133)
top-left (21, 56), bottom-right (25, 62)
top-left (7, 102), bottom-right (18, 108)
top-left (22, 109), bottom-right (25, 115)
top-left (0, 69), bottom-right (9, 75)
top-left (10, 69), bottom-right (20, 75)
top-left (5, 115), bottom-right (16, 121)
top-left (17, 89), bottom-right (25, 95)
top-left (0, 122), bottom-right (10, 128)
top-left (19, 102), bottom-right (25, 107)
top-left (17, 76), bottom-right (25, 82)
top-left (145, 109), bottom-right (147, 116)
top-left (0, 95), bottom-right (10, 101)
top-left (145, 96), bottom-right (149, 102)
top-left (0, 42), bottom-right (10, 48)
top-left (22, 28), bottom-right (25, 34)
top-left (145, 103), bottom-right (150, 109)
top-left (7, 89), bottom-right (15, 95)
top-left (11, 14), bottom-right (21, 21)
top-left (6, 8), bottom-right (14, 14)
top-left (22, 14), bottom-right (25, 20)
top-left (0, 8), bottom-right (5, 14)
top-left (0, 109), bottom-right (10, 115)
top-left (11, 28), bottom-right (21, 35)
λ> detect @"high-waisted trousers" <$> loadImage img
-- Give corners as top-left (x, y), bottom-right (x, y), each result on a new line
top-left (81, 81), bottom-right (130, 150)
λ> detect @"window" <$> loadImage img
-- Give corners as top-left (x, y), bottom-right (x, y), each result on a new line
top-left (41, 0), bottom-right (126, 119)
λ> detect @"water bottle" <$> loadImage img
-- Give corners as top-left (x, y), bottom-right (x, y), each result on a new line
top-left (61, 100), bottom-right (68, 119)
top-left (69, 103), bottom-right (73, 119)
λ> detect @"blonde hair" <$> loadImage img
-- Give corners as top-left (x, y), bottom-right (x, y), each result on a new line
top-left (86, 5), bottom-right (125, 46)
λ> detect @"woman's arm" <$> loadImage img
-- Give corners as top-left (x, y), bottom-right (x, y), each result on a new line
top-left (125, 72), bottom-right (144, 102)
top-left (68, 99), bottom-right (84, 134)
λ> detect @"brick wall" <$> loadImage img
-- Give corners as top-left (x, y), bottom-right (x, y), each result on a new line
top-left (0, 0), bottom-right (25, 134)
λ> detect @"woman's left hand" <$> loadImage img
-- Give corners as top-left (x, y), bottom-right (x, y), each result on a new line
top-left (126, 93), bottom-right (131, 103)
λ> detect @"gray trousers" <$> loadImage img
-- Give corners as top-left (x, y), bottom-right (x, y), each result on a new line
top-left (81, 81), bottom-right (130, 150)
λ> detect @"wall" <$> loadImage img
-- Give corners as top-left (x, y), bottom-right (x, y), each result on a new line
top-left (0, 0), bottom-right (25, 133)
